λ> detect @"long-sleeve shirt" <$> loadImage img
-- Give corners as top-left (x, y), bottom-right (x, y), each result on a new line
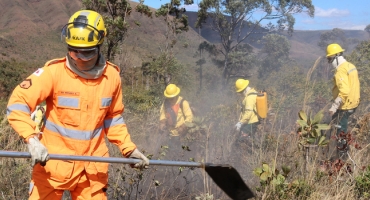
top-left (239, 88), bottom-right (259, 124)
top-left (7, 57), bottom-right (136, 193)
top-left (332, 61), bottom-right (360, 110)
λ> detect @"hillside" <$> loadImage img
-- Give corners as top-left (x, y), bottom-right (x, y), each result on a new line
top-left (0, 0), bottom-right (209, 71)
top-left (284, 30), bottom-right (368, 62)
top-left (0, 0), bottom-right (82, 62)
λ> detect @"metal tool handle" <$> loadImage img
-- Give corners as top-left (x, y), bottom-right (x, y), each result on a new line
top-left (0, 151), bottom-right (252, 199)
top-left (0, 151), bottom-right (204, 168)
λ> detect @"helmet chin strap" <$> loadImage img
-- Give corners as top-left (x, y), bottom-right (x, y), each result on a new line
top-left (330, 55), bottom-right (339, 69)
top-left (331, 55), bottom-right (346, 69)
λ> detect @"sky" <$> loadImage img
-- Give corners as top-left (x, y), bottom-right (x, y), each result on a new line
top-left (134, 0), bottom-right (370, 31)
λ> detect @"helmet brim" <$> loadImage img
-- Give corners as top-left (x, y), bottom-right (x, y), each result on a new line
top-left (326, 49), bottom-right (345, 57)
top-left (164, 87), bottom-right (180, 98)
top-left (236, 80), bottom-right (249, 93)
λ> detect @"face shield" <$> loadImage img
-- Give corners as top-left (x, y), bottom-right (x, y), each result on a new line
top-left (68, 46), bottom-right (99, 61)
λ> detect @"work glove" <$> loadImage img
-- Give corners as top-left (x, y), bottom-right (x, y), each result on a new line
top-left (128, 149), bottom-right (149, 169)
top-left (27, 136), bottom-right (49, 167)
top-left (329, 97), bottom-right (342, 116)
top-left (235, 122), bottom-right (242, 131)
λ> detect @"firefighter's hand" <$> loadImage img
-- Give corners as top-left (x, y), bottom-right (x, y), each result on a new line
top-left (129, 149), bottom-right (149, 169)
top-left (27, 136), bottom-right (49, 167)
top-left (329, 97), bottom-right (342, 116)
top-left (329, 106), bottom-right (337, 116)
top-left (235, 122), bottom-right (242, 131)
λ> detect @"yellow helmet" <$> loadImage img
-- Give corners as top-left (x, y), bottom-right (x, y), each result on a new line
top-left (326, 43), bottom-right (345, 57)
top-left (164, 84), bottom-right (180, 98)
top-left (61, 10), bottom-right (107, 48)
top-left (235, 79), bottom-right (249, 93)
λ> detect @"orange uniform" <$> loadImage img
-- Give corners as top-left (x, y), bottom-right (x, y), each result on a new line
top-left (7, 57), bottom-right (136, 197)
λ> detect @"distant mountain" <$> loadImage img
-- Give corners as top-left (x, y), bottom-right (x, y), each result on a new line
top-left (184, 11), bottom-right (368, 65)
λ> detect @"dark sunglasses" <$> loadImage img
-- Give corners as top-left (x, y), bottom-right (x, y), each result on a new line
top-left (327, 56), bottom-right (336, 63)
top-left (68, 46), bottom-right (99, 61)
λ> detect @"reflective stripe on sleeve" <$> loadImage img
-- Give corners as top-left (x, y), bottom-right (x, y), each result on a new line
top-left (104, 115), bottom-right (125, 128)
top-left (347, 68), bottom-right (356, 74)
top-left (28, 182), bottom-right (34, 195)
top-left (6, 104), bottom-right (31, 116)
top-left (44, 120), bottom-right (102, 140)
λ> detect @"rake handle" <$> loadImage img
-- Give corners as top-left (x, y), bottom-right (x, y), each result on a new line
top-left (0, 151), bottom-right (252, 199)
top-left (0, 151), bottom-right (209, 168)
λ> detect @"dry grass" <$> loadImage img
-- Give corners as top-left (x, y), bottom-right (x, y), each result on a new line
top-left (2, 100), bottom-right (370, 200)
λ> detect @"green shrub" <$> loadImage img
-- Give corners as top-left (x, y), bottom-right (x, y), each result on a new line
top-left (355, 166), bottom-right (370, 198)
top-left (123, 87), bottom-right (162, 113)
top-left (253, 163), bottom-right (313, 199)
top-left (0, 59), bottom-right (34, 98)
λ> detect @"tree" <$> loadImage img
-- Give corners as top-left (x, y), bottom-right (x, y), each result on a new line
top-left (226, 43), bottom-right (257, 82)
top-left (365, 24), bottom-right (370, 36)
top-left (347, 40), bottom-right (370, 103)
top-left (155, 0), bottom-right (194, 39)
top-left (141, 53), bottom-right (183, 87)
top-left (259, 33), bottom-right (290, 78)
top-left (0, 59), bottom-right (28, 98)
top-left (141, 0), bottom-right (194, 87)
top-left (82, 0), bottom-right (152, 61)
top-left (195, 41), bottom-right (218, 93)
top-left (195, 0), bottom-right (314, 83)
top-left (317, 28), bottom-right (348, 51)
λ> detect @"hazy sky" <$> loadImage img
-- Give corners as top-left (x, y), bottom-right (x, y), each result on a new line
top-left (136, 0), bottom-right (369, 31)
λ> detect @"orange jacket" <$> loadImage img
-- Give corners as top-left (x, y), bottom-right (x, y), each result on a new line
top-left (7, 57), bottom-right (136, 193)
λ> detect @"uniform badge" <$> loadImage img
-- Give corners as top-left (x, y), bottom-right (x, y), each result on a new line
top-left (19, 79), bottom-right (32, 89)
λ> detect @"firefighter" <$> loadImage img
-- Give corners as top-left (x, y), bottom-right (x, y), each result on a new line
top-left (6, 10), bottom-right (148, 199)
top-left (326, 43), bottom-right (360, 159)
top-left (159, 84), bottom-right (193, 136)
top-left (235, 79), bottom-right (260, 138)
